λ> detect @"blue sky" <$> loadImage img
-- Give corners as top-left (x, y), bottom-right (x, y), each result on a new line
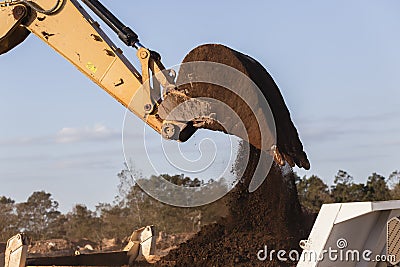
top-left (1, 0), bottom-right (399, 211)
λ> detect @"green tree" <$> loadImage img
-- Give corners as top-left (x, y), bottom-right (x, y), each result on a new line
top-left (65, 204), bottom-right (102, 241)
top-left (114, 166), bottom-right (229, 234)
top-left (17, 191), bottom-right (61, 240)
top-left (331, 170), bottom-right (366, 202)
top-left (387, 171), bottom-right (400, 199)
top-left (0, 196), bottom-right (18, 241)
top-left (296, 175), bottom-right (333, 213)
top-left (364, 173), bottom-right (390, 201)
top-left (47, 214), bottom-right (68, 239)
top-left (97, 203), bottom-right (133, 240)
top-left (387, 170), bottom-right (400, 190)
top-left (334, 170), bottom-right (353, 185)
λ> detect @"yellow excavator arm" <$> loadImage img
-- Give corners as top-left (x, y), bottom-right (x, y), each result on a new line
top-left (0, 0), bottom-right (174, 135)
top-left (0, 0), bottom-right (310, 170)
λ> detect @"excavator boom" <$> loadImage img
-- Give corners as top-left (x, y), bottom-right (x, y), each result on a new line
top-left (0, 0), bottom-right (310, 170)
top-left (1, 0), bottom-right (166, 133)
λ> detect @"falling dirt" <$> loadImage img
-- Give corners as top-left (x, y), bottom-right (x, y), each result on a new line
top-left (159, 149), bottom-right (308, 266)
top-left (156, 44), bottom-right (311, 266)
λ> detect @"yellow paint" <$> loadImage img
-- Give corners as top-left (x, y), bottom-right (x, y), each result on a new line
top-left (2, 0), bottom-right (163, 133)
top-left (86, 62), bottom-right (97, 73)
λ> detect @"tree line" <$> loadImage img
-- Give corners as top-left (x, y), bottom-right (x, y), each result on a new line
top-left (1, 168), bottom-right (399, 242)
top-left (296, 170), bottom-right (400, 213)
top-left (0, 169), bottom-right (227, 242)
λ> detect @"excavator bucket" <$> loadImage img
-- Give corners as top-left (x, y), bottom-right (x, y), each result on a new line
top-left (0, 27), bottom-right (30, 55)
top-left (176, 44), bottom-right (310, 170)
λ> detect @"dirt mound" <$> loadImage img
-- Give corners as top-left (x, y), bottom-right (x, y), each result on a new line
top-left (161, 148), bottom-right (306, 266)
top-left (156, 232), bottom-right (195, 257)
top-left (159, 44), bottom-right (309, 266)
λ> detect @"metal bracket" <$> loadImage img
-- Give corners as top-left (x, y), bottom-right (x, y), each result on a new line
top-left (137, 47), bottom-right (154, 114)
top-left (4, 234), bottom-right (29, 267)
top-left (136, 47), bottom-right (177, 115)
top-left (123, 225), bottom-right (156, 265)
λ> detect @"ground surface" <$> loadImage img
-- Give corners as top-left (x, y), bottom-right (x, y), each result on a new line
top-left (159, 153), bottom-right (308, 266)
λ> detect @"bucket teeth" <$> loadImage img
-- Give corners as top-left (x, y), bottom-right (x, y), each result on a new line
top-left (272, 145), bottom-right (285, 166)
top-left (284, 154), bottom-right (295, 168)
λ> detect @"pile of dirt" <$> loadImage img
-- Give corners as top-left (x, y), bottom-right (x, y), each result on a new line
top-left (156, 232), bottom-right (195, 257)
top-left (161, 151), bottom-right (307, 266)
top-left (158, 44), bottom-right (310, 266)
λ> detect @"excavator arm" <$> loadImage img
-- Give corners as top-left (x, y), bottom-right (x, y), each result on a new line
top-left (0, 0), bottom-right (172, 134)
top-left (0, 0), bottom-right (310, 170)
top-left (0, 0), bottom-right (212, 141)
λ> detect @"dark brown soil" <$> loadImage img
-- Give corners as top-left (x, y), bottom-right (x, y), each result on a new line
top-left (159, 44), bottom-right (311, 267)
top-left (176, 44), bottom-right (309, 170)
top-left (160, 148), bottom-right (307, 266)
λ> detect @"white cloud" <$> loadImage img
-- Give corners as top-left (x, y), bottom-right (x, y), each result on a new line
top-left (55, 124), bottom-right (119, 144)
